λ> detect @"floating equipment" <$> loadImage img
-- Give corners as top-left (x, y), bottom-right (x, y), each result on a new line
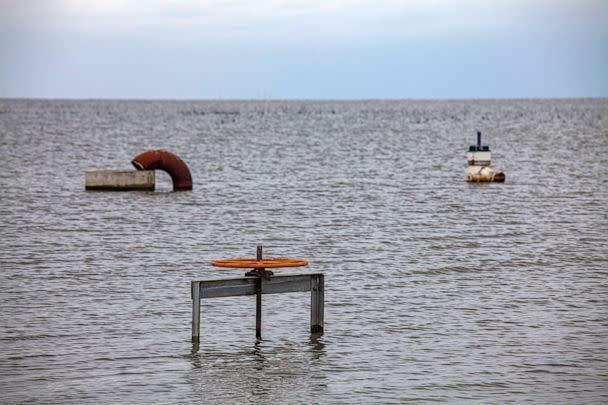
top-left (132, 150), bottom-right (192, 191)
top-left (466, 132), bottom-right (505, 183)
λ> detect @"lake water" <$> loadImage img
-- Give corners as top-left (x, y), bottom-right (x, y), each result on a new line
top-left (1, 99), bottom-right (607, 404)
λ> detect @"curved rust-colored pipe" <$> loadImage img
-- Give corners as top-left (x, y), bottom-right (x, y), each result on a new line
top-left (131, 150), bottom-right (192, 191)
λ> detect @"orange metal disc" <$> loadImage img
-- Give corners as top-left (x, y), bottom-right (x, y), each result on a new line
top-left (211, 258), bottom-right (308, 269)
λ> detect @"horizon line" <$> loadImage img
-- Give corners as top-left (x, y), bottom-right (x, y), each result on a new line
top-left (1, 96), bottom-right (607, 102)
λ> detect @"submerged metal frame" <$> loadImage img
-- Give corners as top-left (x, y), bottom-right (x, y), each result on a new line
top-left (191, 273), bottom-right (324, 343)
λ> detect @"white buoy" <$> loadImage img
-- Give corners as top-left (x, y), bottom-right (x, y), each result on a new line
top-left (466, 132), bottom-right (505, 182)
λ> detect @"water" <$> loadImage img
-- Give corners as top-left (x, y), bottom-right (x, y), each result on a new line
top-left (1, 99), bottom-right (607, 404)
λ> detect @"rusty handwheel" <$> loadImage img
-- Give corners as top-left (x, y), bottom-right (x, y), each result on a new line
top-left (210, 246), bottom-right (308, 277)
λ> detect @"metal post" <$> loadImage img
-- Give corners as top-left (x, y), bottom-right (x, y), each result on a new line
top-left (191, 281), bottom-right (201, 343)
top-left (311, 273), bottom-right (324, 334)
top-left (255, 279), bottom-right (262, 339)
top-left (256, 245), bottom-right (263, 339)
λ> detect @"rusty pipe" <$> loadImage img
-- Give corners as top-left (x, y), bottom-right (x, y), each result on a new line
top-left (131, 150), bottom-right (193, 191)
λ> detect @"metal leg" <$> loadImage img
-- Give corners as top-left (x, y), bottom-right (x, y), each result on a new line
top-left (311, 274), bottom-right (324, 335)
top-left (192, 281), bottom-right (201, 343)
top-left (255, 277), bottom-right (262, 339)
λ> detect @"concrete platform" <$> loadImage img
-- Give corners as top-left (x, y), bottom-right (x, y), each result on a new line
top-left (85, 169), bottom-right (155, 191)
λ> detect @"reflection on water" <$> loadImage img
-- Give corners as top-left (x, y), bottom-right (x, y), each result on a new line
top-left (308, 335), bottom-right (326, 355)
top-left (188, 337), bottom-right (328, 403)
top-left (0, 99), bottom-right (607, 403)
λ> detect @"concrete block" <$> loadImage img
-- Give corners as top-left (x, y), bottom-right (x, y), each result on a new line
top-left (85, 169), bottom-right (155, 191)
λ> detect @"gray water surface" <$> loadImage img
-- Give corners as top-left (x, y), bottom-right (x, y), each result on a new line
top-left (1, 99), bottom-right (607, 403)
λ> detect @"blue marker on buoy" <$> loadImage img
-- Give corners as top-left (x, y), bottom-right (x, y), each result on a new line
top-left (466, 132), bottom-right (505, 182)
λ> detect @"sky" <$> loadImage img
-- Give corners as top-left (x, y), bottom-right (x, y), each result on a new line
top-left (0, 0), bottom-right (607, 99)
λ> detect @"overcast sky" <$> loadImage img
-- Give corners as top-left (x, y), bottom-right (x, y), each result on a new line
top-left (0, 0), bottom-right (606, 99)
